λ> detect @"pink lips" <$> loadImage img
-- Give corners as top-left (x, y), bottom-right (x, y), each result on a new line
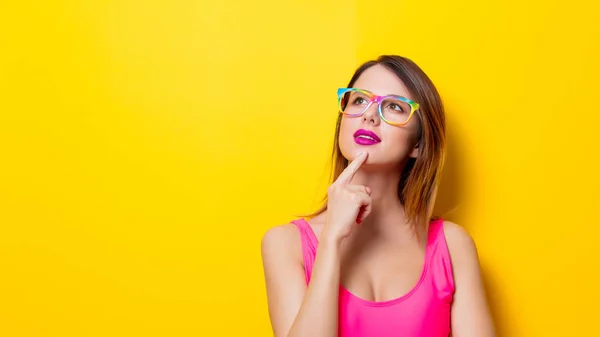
top-left (353, 129), bottom-right (381, 146)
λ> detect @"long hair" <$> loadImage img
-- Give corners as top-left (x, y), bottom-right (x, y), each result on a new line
top-left (305, 55), bottom-right (447, 230)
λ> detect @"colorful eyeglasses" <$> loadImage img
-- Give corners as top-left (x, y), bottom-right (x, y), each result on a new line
top-left (337, 88), bottom-right (420, 126)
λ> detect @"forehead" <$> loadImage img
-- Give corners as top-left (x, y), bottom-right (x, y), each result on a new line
top-left (352, 64), bottom-right (413, 99)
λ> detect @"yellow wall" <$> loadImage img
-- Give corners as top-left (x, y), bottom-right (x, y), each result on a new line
top-left (356, 0), bottom-right (600, 336)
top-left (1, 0), bottom-right (598, 336)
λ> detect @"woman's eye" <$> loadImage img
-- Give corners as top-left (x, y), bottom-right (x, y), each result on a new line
top-left (353, 97), bottom-right (367, 105)
top-left (389, 103), bottom-right (404, 112)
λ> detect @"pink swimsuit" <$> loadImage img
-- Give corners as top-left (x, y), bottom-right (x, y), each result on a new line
top-left (292, 218), bottom-right (454, 337)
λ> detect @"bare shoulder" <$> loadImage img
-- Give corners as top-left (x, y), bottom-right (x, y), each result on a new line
top-left (440, 222), bottom-right (495, 336)
top-left (261, 222), bottom-right (303, 262)
top-left (441, 221), bottom-right (480, 266)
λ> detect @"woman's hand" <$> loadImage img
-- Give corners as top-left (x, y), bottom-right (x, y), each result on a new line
top-left (323, 151), bottom-right (372, 243)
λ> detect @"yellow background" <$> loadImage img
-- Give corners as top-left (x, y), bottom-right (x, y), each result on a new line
top-left (1, 0), bottom-right (599, 336)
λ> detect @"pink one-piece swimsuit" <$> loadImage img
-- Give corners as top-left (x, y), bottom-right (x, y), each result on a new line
top-left (292, 218), bottom-right (454, 337)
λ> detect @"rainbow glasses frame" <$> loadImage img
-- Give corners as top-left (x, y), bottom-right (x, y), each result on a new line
top-left (337, 87), bottom-right (420, 126)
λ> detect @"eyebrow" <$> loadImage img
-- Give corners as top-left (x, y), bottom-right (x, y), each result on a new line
top-left (357, 88), bottom-right (409, 98)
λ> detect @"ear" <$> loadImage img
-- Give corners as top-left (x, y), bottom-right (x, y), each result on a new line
top-left (409, 141), bottom-right (420, 159)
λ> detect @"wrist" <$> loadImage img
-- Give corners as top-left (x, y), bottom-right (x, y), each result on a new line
top-left (320, 228), bottom-right (345, 247)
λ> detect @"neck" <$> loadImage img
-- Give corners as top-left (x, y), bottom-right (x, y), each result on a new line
top-left (347, 163), bottom-right (410, 234)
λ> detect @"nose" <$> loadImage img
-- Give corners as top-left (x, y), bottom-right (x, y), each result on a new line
top-left (362, 102), bottom-right (380, 125)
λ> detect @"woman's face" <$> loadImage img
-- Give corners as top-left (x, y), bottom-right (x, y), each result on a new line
top-left (339, 64), bottom-right (421, 168)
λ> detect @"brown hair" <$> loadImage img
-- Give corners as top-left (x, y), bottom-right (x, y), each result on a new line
top-left (306, 55), bottom-right (446, 230)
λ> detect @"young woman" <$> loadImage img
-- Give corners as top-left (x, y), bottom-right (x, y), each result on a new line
top-left (261, 55), bottom-right (495, 337)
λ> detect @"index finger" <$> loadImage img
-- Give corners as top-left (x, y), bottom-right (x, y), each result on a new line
top-left (335, 151), bottom-right (368, 185)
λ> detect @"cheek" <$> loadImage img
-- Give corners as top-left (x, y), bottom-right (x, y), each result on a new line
top-left (380, 125), bottom-right (419, 157)
top-left (338, 117), bottom-right (359, 156)
top-left (339, 117), bottom-right (354, 138)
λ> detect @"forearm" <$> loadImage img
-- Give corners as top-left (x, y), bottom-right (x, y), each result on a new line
top-left (287, 238), bottom-right (342, 337)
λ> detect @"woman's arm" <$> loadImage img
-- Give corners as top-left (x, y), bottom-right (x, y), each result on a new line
top-left (262, 153), bottom-right (371, 337)
top-left (261, 224), bottom-right (342, 337)
top-left (444, 222), bottom-right (496, 337)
